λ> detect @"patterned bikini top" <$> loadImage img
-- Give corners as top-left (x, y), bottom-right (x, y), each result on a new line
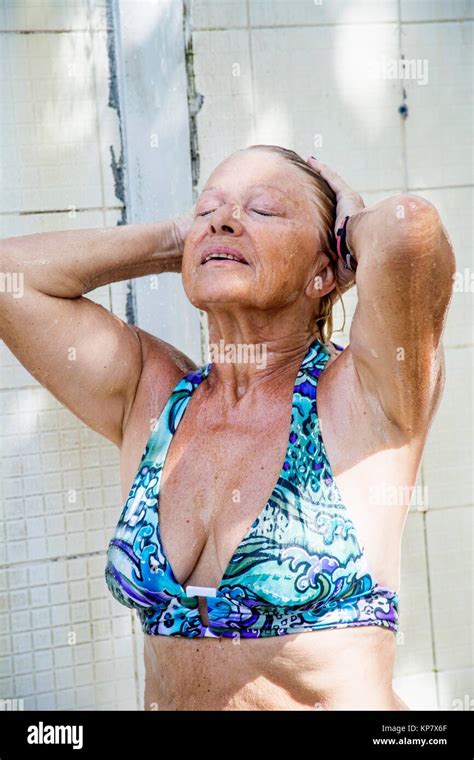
top-left (105, 337), bottom-right (399, 638)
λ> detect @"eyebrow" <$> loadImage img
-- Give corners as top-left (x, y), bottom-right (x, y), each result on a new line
top-left (200, 184), bottom-right (294, 202)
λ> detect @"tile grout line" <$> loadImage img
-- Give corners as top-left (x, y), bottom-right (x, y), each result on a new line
top-left (0, 28), bottom-right (113, 34)
top-left (397, 0), bottom-right (409, 194)
top-left (88, 1), bottom-right (107, 223)
top-left (188, 19), bottom-right (474, 32)
top-left (246, 0), bottom-right (257, 140)
top-left (0, 206), bottom-right (124, 216)
top-left (422, 507), bottom-right (441, 708)
top-left (1, 18), bottom-right (473, 34)
top-left (0, 549), bottom-right (107, 571)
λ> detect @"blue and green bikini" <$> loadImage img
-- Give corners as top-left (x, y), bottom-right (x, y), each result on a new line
top-left (105, 337), bottom-right (399, 638)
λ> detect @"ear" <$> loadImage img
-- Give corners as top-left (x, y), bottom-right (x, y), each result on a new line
top-left (305, 255), bottom-right (336, 302)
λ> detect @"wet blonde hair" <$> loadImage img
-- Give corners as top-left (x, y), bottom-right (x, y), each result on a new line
top-left (244, 144), bottom-right (344, 343)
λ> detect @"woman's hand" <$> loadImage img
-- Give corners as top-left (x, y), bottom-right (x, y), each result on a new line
top-left (306, 157), bottom-right (365, 293)
top-left (171, 204), bottom-right (196, 262)
top-left (161, 205), bottom-right (195, 273)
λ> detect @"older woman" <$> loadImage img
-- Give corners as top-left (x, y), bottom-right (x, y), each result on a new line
top-left (0, 145), bottom-right (454, 711)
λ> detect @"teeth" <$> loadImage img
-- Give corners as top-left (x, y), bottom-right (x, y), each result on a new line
top-left (204, 253), bottom-right (241, 263)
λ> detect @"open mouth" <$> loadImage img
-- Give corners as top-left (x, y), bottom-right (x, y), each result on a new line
top-left (200, 247), bottom-right (249, 266)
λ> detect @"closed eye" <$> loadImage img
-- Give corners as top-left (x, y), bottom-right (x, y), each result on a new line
top-left (197, 208), bottom-right (275, 217)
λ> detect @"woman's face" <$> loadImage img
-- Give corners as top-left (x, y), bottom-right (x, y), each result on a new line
top-left (181, 149), bottom-right (332, 319)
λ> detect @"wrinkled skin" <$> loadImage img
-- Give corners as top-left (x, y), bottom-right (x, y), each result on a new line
top-left (180, 149), bottom-right (336, 363)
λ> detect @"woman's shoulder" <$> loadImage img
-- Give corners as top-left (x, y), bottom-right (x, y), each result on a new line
top-left (121, 328), bottom-right (198, 441)
top-left (135, 326), bottom-right (199, 375)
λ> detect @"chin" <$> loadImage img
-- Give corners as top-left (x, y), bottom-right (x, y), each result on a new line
top-left (183, 277), bottom-right (254, 310)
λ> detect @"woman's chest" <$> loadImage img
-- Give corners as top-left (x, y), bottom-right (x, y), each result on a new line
top-left (117, 351), bottom-right (410, 599)
top-left (156, 403), bottom-right (295, 589)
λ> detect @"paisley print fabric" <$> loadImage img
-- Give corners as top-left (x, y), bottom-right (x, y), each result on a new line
top-left (105, 337), bottom-right (399, 638)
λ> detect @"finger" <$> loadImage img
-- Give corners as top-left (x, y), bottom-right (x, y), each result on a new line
top-left (306, 157), bottom-right (350, 195)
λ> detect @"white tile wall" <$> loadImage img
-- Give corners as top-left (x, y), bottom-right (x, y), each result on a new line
top-left (1, 34), bottom-right (97, 211)
top-left (0, 29), bottom-right (123, 213)
top-left (402, 21), bottom-right (473, 188)
top-left (191, 0), bottom-right (402, 29)
top-left (392, 671), bottom-right (439, 710)
top-left (248, 0), bottom-right (399, 27)
top-left (191, 0), bottom-right (248, 28)
top-left (193, 29), bottom-right (255, 182)
top-left (400, 0), bottom-right (473, 23)
top-left (0, 3), bottom-right (132, 712)
top-left (194, 23), bottom-right (404, 190)
top-left (395, 512), bottom-right (435, 677)
top-left (426, 507), bottom-right (473, 671)
top-left (0, 389), bottom-right (123, 563)
top-left (251, 24), bottom-right (403, 191)
top-left (0, 209), bottom-right (105, 236)
top-left (437, 668), bottom-right (474, 710)
top-left (0, 1), bottom-right (108, 32)
top-left (0, 555), bottom-right (136, 709)
top-left (422, 347), bottom-right (473, 510)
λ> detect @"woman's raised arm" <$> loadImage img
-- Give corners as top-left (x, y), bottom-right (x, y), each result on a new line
top-left (306, 157), bottom-right (456, 437)
top-left (346, 194), bottom-right (456, 435)
top-left (0, 216), bottom-right (191, 448)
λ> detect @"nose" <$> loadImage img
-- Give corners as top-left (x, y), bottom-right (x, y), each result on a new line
top-left (212, 221), bottom-right (234, 233)
top-left (208, 206), bottom-right (242, 235)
